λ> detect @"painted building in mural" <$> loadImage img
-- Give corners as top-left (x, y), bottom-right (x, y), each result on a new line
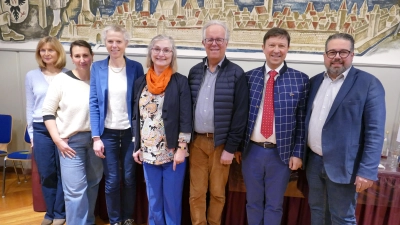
top-left (2, 0), bottom-right (400, 54)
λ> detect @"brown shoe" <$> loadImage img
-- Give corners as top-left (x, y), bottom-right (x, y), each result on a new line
top-left (49, 22), bottom-right (62, 37)
top-left (1, 30), bottom-right (24, 41)
top-left (41, 218), bottom-right (52, 225)
top-left (53, 218), bottom-right (66, 225)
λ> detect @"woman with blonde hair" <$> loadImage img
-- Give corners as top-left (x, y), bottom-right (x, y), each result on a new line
top-left (90, 25), bottom-right (144, 225)
top-left (133, 34), bottom-right (192, 225)
top-left (25, 36), bottom-right (67, 225)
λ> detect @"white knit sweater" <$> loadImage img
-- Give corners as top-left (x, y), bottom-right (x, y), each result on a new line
top-left (42, 71), bottom-right (91, 138)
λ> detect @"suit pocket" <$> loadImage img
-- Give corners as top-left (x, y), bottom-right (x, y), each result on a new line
top-left (276, 92), bottom-right (300, 112)
top-left (341, 100), bottom-right (362, 121)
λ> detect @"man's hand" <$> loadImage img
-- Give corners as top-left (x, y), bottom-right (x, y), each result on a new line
top-left (220, 150), bottom-right (234, 165)
top-left (289, 156), bottom-right (302, 170)
top-left (354, 176), bottom-right (374, 193)
top-left (234, 151), bottom-right (242, 164)
top-left (93, 137), bottom-right (105, 158)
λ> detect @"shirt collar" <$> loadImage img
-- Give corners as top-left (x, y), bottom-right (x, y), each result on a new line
top-left (264, 63), bottom-right (284, 76)
top-left (205, 57), bottom-right (224, 69)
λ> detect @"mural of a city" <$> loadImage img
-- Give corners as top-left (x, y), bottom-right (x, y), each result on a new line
top-left (1, 0), bottom-right (400, 54)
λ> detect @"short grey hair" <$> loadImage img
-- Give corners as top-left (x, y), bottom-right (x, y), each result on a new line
top-left (146, 35), bottom-right (178, 73)
top-left (101, 25), bottom-right (130, 44)
top-left (202, 20), bottom-right (230, 41)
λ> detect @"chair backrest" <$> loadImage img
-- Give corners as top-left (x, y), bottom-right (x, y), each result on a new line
top-left (0, 114), bottom-right (12, 144)
top-left (24, 125), bottom-right (30, 144)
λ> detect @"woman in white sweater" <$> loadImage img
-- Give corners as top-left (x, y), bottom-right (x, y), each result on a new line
top-left (25, 36), bottom-right (67, 225)
top-left (43, 40), bottom-right (103, 225)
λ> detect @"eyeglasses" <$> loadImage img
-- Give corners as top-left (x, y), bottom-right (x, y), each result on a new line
top-left (152, 48), bottom-right (172, 55)
top-left (203, 38), bottom-right (226, 45)
top-left (325, 50), bottom-right (352, 59)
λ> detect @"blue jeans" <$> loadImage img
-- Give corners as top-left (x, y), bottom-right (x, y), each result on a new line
top-left (143, 160), bottom-right (187, 225)
top-left (101, 128), bottom-right (136, 223)
top-left (306, 151), bottom-right (358, 225)
top-left (59, 132), bottom-right (103, 225)
top-left (33, 122), bottom-right (65, 220)
top-left (242, 143), bottom-right (291, 225)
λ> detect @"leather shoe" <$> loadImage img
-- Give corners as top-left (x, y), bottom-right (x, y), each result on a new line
top-left (1, 30), bottom-right (24, 41)
top-left (41, 218), bottom-right (52, 225)
top-left (53, 218), bottom-right (66, 225)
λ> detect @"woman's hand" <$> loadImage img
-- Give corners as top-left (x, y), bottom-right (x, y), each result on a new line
top-left (56, 138), bottom-right (76, 158)
top-left (93, 137), bottom-right (105, 158)
top-left (173, 143), bottom-right (187, 171)
top-left (133, 150), bottom-right (143, 164)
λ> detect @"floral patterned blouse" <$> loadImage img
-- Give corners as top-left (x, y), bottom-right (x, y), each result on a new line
top-left (139, 86), bottom-right (190, 165)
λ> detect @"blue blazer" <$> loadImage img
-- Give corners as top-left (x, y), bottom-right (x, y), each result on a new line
top-left (241, 62), bottom-right (309, 164)
top-left (304, 66), bottom-right (386, 183)
top-left (89, 56), bottom-right (144, 137)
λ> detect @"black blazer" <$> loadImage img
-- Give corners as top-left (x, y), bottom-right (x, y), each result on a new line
top-left (133, 72), bottom-right (192, 151)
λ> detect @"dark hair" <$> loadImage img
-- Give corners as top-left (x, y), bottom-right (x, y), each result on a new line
top-left (70, 40), bottom-right (93, 55)
top-left (325, 33), bottom-right (355, 51)
top-left (263, 27), bottom-right (291, 47)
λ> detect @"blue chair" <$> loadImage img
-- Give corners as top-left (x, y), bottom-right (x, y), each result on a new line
top-left (2, 124), bottom-right (32, 197)
top-left (0, 114), bottom-right (12, 160)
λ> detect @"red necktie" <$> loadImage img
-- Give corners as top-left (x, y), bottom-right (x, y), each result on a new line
top-left (261, 70), bottom-right (277, 139)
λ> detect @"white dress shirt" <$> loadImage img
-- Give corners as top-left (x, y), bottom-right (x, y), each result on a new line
top-left (308, 68), bottom-right (350, 155)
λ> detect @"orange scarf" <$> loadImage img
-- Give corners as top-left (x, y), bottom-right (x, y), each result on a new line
top-left (146, 67), bottom-right (173, 95)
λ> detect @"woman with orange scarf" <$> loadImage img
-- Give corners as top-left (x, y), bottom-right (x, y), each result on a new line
top-left (132, 35), bottom-right (192, 225)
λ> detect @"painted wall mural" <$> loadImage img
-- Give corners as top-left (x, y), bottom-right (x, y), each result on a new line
top-left (0, 0), bottom-right (399, 55)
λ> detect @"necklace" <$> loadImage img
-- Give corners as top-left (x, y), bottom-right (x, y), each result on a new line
top-left (109, 65), bottom-right (125, 73)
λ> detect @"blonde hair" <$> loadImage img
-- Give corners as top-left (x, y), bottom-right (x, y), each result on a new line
top-left (35, 36), bottom-right (66, 69)
top-left (146, 35), bottom-right (178, 73)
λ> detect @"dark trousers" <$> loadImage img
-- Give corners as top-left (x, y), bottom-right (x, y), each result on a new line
top-left (101, 128), bottom-right (136, 223)
top-left (242, 143), bottom-right (291, 225)
top-left (33, 122), bottom-right (65, 220)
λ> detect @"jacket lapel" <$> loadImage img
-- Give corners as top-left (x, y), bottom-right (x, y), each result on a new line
top-left (126, 58), bottom-right (134, 105)
top-left (99, 57), bottom-right (109, 100)
top-left (325, 66), bottom-right (357, 123)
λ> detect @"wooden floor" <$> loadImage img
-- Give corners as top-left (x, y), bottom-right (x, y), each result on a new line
top-left (0, 171), bottom-right (141, 225)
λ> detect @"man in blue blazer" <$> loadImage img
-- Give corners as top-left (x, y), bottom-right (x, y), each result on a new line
top-left (304, 33), bottom-right (386, 225)
top-left (237, 28), bottom-right (309, 225)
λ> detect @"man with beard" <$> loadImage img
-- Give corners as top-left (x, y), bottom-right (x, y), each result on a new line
top-left (304, 33), bottom-right (386, 224)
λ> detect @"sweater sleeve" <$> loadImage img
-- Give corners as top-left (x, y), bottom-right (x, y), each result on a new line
top-left (42, 76), bottom-right (62, 119)
top-left (25, 71), bottom-right (34, 139)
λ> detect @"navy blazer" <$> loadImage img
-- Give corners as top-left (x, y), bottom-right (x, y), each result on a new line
top-left (304, 66), bottom-right (386, 183)
top-left (241, 62), bottom-right (309, 164)
top-left (133, 72), bottom-right (192, 151)
top-left (89, 56), bottom-right (144, 137)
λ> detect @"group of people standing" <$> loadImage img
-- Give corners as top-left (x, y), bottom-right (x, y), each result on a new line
top-left (25, 19), bottom-right (385, 225)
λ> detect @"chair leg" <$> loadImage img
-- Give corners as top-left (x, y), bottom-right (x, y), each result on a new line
top-left (19, 161), bottom-right (28, 182)
top-left (2, 158), bottom-right (6, 197)
top-left (11, 161), bottom-right (21, 184)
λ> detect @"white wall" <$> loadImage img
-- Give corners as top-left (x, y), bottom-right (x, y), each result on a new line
top-left (1, 42), bottom-right (399, 166)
